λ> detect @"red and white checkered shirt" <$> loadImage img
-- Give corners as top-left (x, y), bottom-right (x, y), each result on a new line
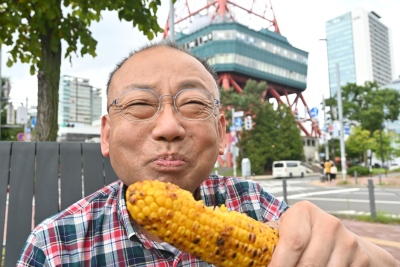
top-left (17, 175), bottom-right (288, 266)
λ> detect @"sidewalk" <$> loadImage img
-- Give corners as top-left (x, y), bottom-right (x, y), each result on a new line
top-left (340, 219), bottom-right (400, 265)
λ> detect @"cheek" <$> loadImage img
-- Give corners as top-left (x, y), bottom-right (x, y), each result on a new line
top-left (195, 121), bottom-right (221, 149)
top-left (109, 121), bottom-right (144, 155)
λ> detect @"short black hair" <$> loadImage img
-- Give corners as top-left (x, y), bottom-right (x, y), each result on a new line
top-left (106, 39), bottom-right (219, 97)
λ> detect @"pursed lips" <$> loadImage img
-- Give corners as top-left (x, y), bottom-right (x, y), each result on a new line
top-left (153, 154), bottom-right (187, 167)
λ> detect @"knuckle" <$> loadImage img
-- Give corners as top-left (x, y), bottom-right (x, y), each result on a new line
top-left (297, 259), bottom-right (321, 267)
top-left (326, 215), bottom-right (342, 232)
top-left (343, 233), bottom-right (359, 250)
top-left (284, 231), bottom-right (306, 252)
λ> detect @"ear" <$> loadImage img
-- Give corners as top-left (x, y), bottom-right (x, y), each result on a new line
top-left (101, 115), bottom-right (110, 157)
top-left (217, 114), bottom-right (226, 155)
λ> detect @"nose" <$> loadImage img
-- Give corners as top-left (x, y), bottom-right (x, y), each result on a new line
top-left (151, 95), bottom-right (186, 142)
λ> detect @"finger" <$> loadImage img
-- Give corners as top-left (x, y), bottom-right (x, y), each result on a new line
top-left (268, 201), bottom-right (313, 267)
top-left (326, 230), bottom-right (369, 267)
top-left (295, 212), bottom-right (339, 266)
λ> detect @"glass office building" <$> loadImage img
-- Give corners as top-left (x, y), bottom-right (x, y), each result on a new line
top-left (58, 75), bottom-right (103, 127)
top-left (325, 7), bottom-right (394, 97)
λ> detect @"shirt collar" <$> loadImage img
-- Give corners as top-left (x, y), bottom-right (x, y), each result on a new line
top-left (118, 182), bottom-right (167, 250)
top-left (118, 182), bottom-right (138, 239)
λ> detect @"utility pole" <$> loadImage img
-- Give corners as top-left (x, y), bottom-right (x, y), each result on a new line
top-left (322, 95), bottom-right (329, 160)
top-left (336, 63), bottom-right (346, 181)
top-left (169, 0), bottom-right (175, 42)
top-left (231, 107), bottom-right (237, 177)
top-left (319, 38), bottom-right (333, 161)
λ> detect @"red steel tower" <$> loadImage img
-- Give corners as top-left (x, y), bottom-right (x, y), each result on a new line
top-left (163, 0), bottom-right (321, 166)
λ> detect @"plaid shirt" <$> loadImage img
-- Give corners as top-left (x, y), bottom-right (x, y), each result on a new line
top-left (17, 175), bottom-right (288, 266)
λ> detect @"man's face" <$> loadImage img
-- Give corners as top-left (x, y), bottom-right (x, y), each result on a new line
top-left (101, 46), bottom-right (226, 193)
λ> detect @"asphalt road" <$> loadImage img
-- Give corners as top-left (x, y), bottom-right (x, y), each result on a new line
top-left (255, 175), bottom-right (400, 216)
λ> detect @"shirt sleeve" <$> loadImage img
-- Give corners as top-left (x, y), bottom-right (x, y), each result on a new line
top-left (16, 234), bottom-right (47, 267)
top-left (200, 175), bottom-right (289, 223)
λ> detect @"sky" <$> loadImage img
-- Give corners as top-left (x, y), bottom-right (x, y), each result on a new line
top-left (1, 0), bottom-right (399, 125)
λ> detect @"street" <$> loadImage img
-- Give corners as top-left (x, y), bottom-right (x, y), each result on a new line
top-left (256, 175), bottom-right (400, 216)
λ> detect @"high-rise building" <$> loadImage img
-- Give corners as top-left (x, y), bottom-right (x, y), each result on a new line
top-left (325, 7), bottom-right (394, 97)
top-left (58, 75), bottom-right (102, 127)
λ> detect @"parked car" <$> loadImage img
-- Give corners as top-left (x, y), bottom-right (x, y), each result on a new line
top-left (272, 160), bottom-right (306, 178)
top-left (373, 163), bottom-right (381, 168)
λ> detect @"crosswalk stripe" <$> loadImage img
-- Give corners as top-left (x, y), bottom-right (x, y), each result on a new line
top-left (287, 196), bottom-right (400, 205)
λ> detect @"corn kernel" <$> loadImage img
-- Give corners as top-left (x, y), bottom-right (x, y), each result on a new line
top-left (126, 180), bottom-right (279, 267)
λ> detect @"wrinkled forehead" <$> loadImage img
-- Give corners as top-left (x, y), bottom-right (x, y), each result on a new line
top-left (108, 47), bottom-right (219, 100)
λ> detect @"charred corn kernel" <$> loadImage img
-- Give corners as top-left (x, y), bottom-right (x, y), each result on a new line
top-left (126, 180), bottom-right (279, 267)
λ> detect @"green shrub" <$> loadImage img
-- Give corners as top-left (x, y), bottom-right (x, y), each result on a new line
top-left (347, 166), bottom-right (371, 176)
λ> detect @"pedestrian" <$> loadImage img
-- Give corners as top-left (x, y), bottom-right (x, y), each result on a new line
top-left (330, 162), bottom-right (337, 182)
top-left (324, 158), bottom-right (332, 182)
top-left (17, 40), bottom-right (396, 266)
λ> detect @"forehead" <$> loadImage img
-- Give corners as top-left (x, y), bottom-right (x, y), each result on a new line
top-left (109, 46), bottom-right (217, 98)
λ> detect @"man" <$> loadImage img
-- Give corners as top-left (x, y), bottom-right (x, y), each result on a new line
top-left (17, 40), bottom-right (396, 266)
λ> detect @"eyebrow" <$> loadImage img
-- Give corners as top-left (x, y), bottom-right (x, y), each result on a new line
top-left (121, 83), bottom-right (155, 92)
top-left (119, 80), bottom-right (210, 94)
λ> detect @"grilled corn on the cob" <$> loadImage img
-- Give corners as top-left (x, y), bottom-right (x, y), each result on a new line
top-left (126, 180), bottom-right (279, 267)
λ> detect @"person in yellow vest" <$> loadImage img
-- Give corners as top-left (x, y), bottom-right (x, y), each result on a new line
top-left (324, 159), bottom-right (332, 182)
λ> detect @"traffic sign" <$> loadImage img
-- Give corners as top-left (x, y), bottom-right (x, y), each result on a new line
top-left (17, 132), bottom-right (25, 141)
top-left (16, 106), bottom-right (28, 124)
top-left (25, 132), bottom-right (32, 141)
top-left (234, 111), bottom-right (244, 117)
top-left (234, 117), bottom-right (242, 127)
top-left (310, 107), bottom-right (318, 118)
top-left (344, 124), bottom-right (350, 135)
top-left (31, 117), bottom-right (37, 127)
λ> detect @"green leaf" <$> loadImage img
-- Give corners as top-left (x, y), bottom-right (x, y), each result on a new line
top-left (6, 58), bottom-right (13, 67)
top-left (29, 65), bottom-right (35, 75)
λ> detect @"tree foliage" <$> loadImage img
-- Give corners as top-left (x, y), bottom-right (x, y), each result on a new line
top-left (345, 126), bottom-right (374, 164)
top-left (344, 126), bottom-right (398, 166)
top-left (240, 103), bottom-right (278, 174)
top-left (274, 104), bottom-right (304, 161)
top-left (220, 80), bottom-right (304, 174)
top-left (326, 81), bottom-right (400, 135)
top-left (371, 129), bottom-right (396, 163)
top-left (0, 0), bottom-right (162, 140)
top-left (325, 81), bottom-right (400, 167)
top-left (220, 80), bottom-right (267, 120)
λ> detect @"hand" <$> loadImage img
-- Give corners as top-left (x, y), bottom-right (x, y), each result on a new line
top-left (268, 201), bottom-right (396, 267)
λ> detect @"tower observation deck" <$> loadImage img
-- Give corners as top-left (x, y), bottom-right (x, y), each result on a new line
top-left (164, 0), bottom-right (321, 138)
top-left (177, 22), bottom-right (308, 95)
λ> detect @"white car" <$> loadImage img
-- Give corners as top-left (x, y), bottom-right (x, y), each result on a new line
top-left (272, 160), bottom-right (306, 178)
